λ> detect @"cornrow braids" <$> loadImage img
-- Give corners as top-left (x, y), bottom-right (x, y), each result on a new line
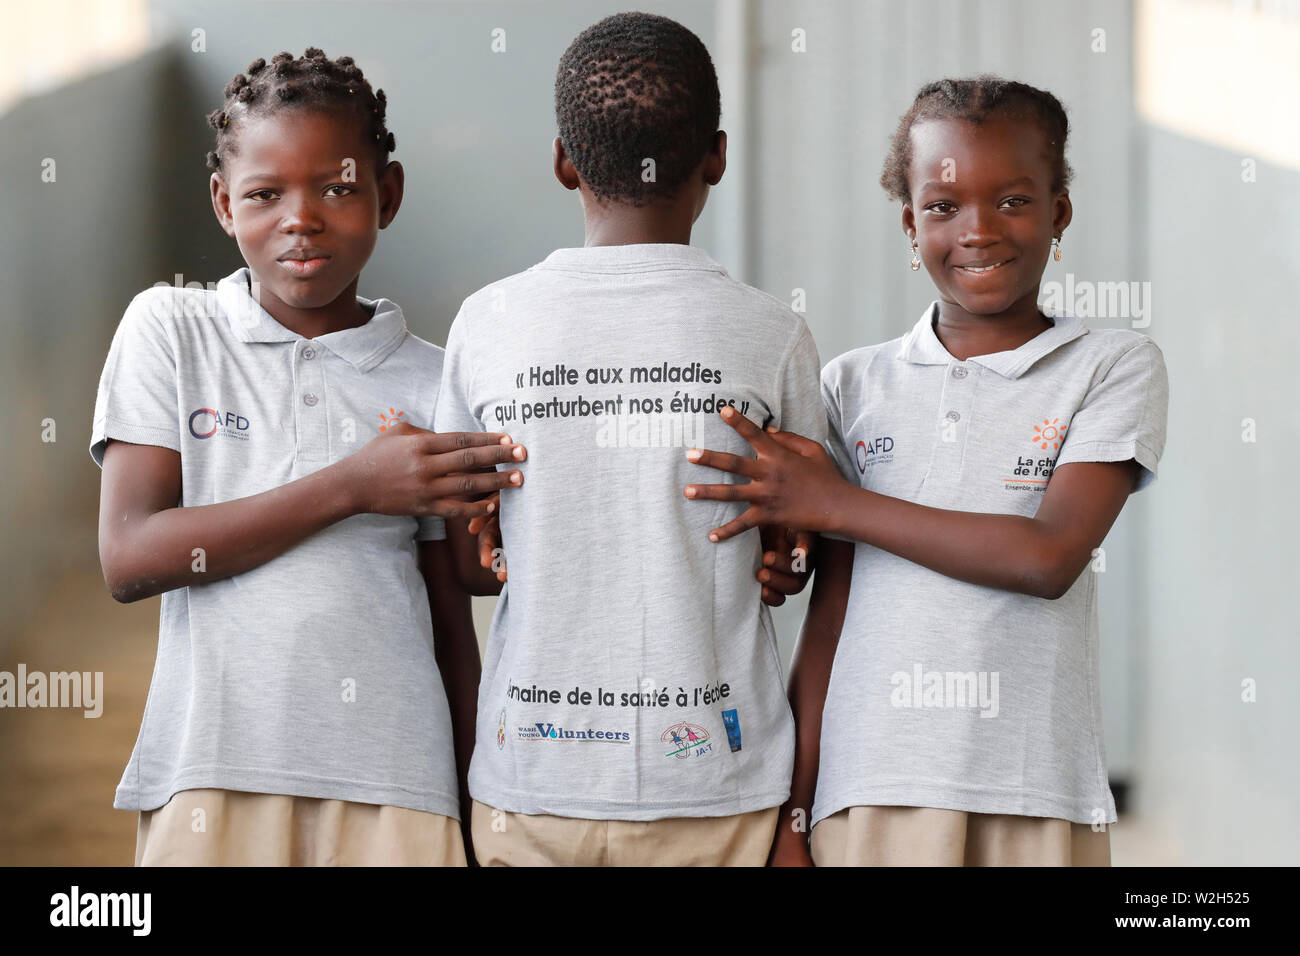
top-left (555, 12), bottom-right (720, 206)
top-left (205, 47), bottom-right (397, 172)
top-left (880, 75), bottom-right (1073, 202)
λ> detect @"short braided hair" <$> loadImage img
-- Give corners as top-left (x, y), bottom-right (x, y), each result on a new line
top-left (880, 75), bottom-right (1072, 202)
top-left (555, 12), bottom-right (720, 205)
top-left (205, 48), bottom-right (396, 172)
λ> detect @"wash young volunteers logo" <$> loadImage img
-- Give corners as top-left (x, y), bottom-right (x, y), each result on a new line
top-left (188, 407), bottom-right (249, 440)
top-left (662, 721), bottom-right (713, 759)
top-left (379, 408), bottom-right (406, 430)
top-left (855, 436), bottom-right (895, 472)
top-left (516, 722), bottom-right (631, 743)
top-left (1002, 416), bottom-right (1069, 491)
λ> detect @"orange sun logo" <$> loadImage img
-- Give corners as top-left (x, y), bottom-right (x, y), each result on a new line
top-left (1031, 417), bottom-right (1066, 450)
top-left (379, 408), bottom-right (406, 431)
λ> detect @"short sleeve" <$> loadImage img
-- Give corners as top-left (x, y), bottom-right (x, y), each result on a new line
top-left (89, 290), bottom-right (183, 468)
top-left (819, 359), bottom-right (860, 542)
top-left (433, 306), bottom-right (484, 436)
top-left (772, 319), bottom-right (827, 444)
top-left (1054, 338), bottom-right (1169, 492)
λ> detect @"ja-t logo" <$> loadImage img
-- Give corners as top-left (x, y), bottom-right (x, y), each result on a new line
top-left (188, 407), bottom-right (250, 440)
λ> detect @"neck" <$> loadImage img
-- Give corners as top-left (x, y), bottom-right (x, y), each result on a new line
top-left (579, 189), bottom-right (698, 247)
top-left (934, 289), bottom-right (1052, 361)
top-left (250, 273), bottom-right (371, 339)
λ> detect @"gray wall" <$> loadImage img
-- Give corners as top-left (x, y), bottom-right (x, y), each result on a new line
top-left (1137, 128), bottom-right (1300, 864)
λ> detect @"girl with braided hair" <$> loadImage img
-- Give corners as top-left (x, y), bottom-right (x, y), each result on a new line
top-left (91, 49), bottom-right (525, 865)
top-left (685, 76), bottom-right (1169, 866)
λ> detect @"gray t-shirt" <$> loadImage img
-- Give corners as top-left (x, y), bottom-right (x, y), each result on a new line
top-left (89, 269), bottom-right (459, 817)
top-left (815, 302), bottom-right (1169, 826)
top-left (435, 244), bottom-right (826, 820)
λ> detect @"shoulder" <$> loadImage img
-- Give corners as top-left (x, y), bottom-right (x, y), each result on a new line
top-left (457, 266), bottom-right (544, 318)
top-left (822, 337), bottom-right (906, 386)
top-left (1065, 327), bottom-right (1167, 386)
top-left (121, 284), bottom-right (219, 334)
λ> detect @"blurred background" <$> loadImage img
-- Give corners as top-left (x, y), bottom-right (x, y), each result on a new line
top-left (1, 0), bottom-right (1296, 865)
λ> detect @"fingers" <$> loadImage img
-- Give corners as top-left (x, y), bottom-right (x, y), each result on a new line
top-left (758, 565), bottom-right (802, 595)
top-left (684, 446), bottom-right (760, 479)
top-left (440, 468), bottom-right (524, 498)
top-left (428, 495), bottom-right (500, 521)
top-left (706, 508), bottom-right (760, 543)
top-left (760, 585), bottom-right (787, 608)
top-left (683, 481), bottom-right (755, 503)
top-left (467, 494), bottom-right (500, 534)
top-left (718, 403), bottom-right (770, 448)
top-left (476, 515), bottom-right (504, 579)
top-left (762, 425), bottom-right (824, 457)
top-left (433, 440), bottom-right (527, 474)
top-left (421, 429), bottom-right (513, 454)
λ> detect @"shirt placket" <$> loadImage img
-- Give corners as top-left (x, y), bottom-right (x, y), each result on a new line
top-left (294, 340), bottom-right (329, 466)
top-left (930, 360), bottom-right (976, 487)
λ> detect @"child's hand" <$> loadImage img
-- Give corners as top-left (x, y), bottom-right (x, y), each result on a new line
top-left (684, 406), bottom-right (847, 542)
top-left (758, 526), bottom-right (816, 607)
top-left (767, 830), bottom-right (815, 867)
top-left (344, 420), bottom-right (525, 519)
top-left (467, 499), bottom-right (507, 583)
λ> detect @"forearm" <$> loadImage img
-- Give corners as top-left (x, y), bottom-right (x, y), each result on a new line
top-left (828, 482), bottom-right (1072, 598)
top-left (103, 458), bottom-right (360, 602)
top-left (775, 603), bottom-right (841, 847)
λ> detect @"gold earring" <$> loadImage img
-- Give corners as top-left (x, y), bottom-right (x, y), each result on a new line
top-left (910, 240), bottom-right (921, 271)
top-left (1052, 236), bottom-right (1062, 262)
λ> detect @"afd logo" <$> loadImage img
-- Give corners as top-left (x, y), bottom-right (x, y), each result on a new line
top-left (189, 407), bottom-right (250, 441)
top-left (855, 436), bottom-right (894, 472)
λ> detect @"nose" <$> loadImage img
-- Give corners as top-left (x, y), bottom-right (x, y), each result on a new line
top-left (956, 205), bottom-right (1000, 247)
top-left (279, 193), bottom-right (324, 234)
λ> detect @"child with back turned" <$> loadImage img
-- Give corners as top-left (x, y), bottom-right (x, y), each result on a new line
top-left (435, 13), bottom-right (827, 866)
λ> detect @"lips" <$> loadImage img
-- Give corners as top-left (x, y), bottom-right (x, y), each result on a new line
top-left (954, 258), bottom-right (1015, 275)
top-left (276, 249), bottom-right (331, 278)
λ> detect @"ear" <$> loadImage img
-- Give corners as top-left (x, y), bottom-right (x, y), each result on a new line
top-left (552, 136), bottom-right (580, 191)
top-left (900, 203), bottom-right (917, 242)
top-left (1052, 190), bottom-right (1073, 238)
top-left (210, 173), bottom-right (236, 238)
top-left (377, 159), bottom-right (405, 229)
top-left (703, 129), bottom-right (727, 186)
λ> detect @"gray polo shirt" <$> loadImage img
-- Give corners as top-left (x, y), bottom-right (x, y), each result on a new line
top-left (435, 243), bottom-right (826, 820)
top-left (815, 302), bottom-right (1169, 826)
top-left (89, 268), bottom-right (459, 817)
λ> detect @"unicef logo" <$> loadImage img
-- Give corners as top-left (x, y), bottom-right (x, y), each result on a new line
top-left (188, 408), bottom-right (220, 439)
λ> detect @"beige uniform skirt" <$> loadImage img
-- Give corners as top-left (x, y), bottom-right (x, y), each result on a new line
top-left (811, 805), bottom-right (1111, 866)
top-left (134, 788), bottom-right (466, 866)
top-left (470, 799), bottom-right (779, 866)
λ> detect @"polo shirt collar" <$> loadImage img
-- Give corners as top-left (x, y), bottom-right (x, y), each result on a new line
top-left (897, 300), bottom-right (1089, 379)
top-left (216, 268), bottom-right (407, 372)
top-left (537, 243), bottom-right (728, 275)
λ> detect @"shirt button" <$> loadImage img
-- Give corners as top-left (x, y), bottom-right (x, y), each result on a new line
top-left (946, 410), bottom-right (961, 422)
top-left (303, 347), bottom-right (316, 360)
top-left (303, 393), bottom-right (318, 407)
top-left (952, 366), bottom-right (968, 378)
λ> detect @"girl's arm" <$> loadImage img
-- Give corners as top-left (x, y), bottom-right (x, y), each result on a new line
top-left (98, 422), bottom-right (523, 603)
top-left (419, 538), bottom-right (483, 864)
top-left (769, 537), bottom-right (853, 866)
top-left (685, 406), bottom-right (1139, 600)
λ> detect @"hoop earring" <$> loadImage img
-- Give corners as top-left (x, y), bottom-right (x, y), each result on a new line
top-left (910, 240), bottom-right (921, 271)
top-left (1052, 236), bottom-right (1063, 262)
